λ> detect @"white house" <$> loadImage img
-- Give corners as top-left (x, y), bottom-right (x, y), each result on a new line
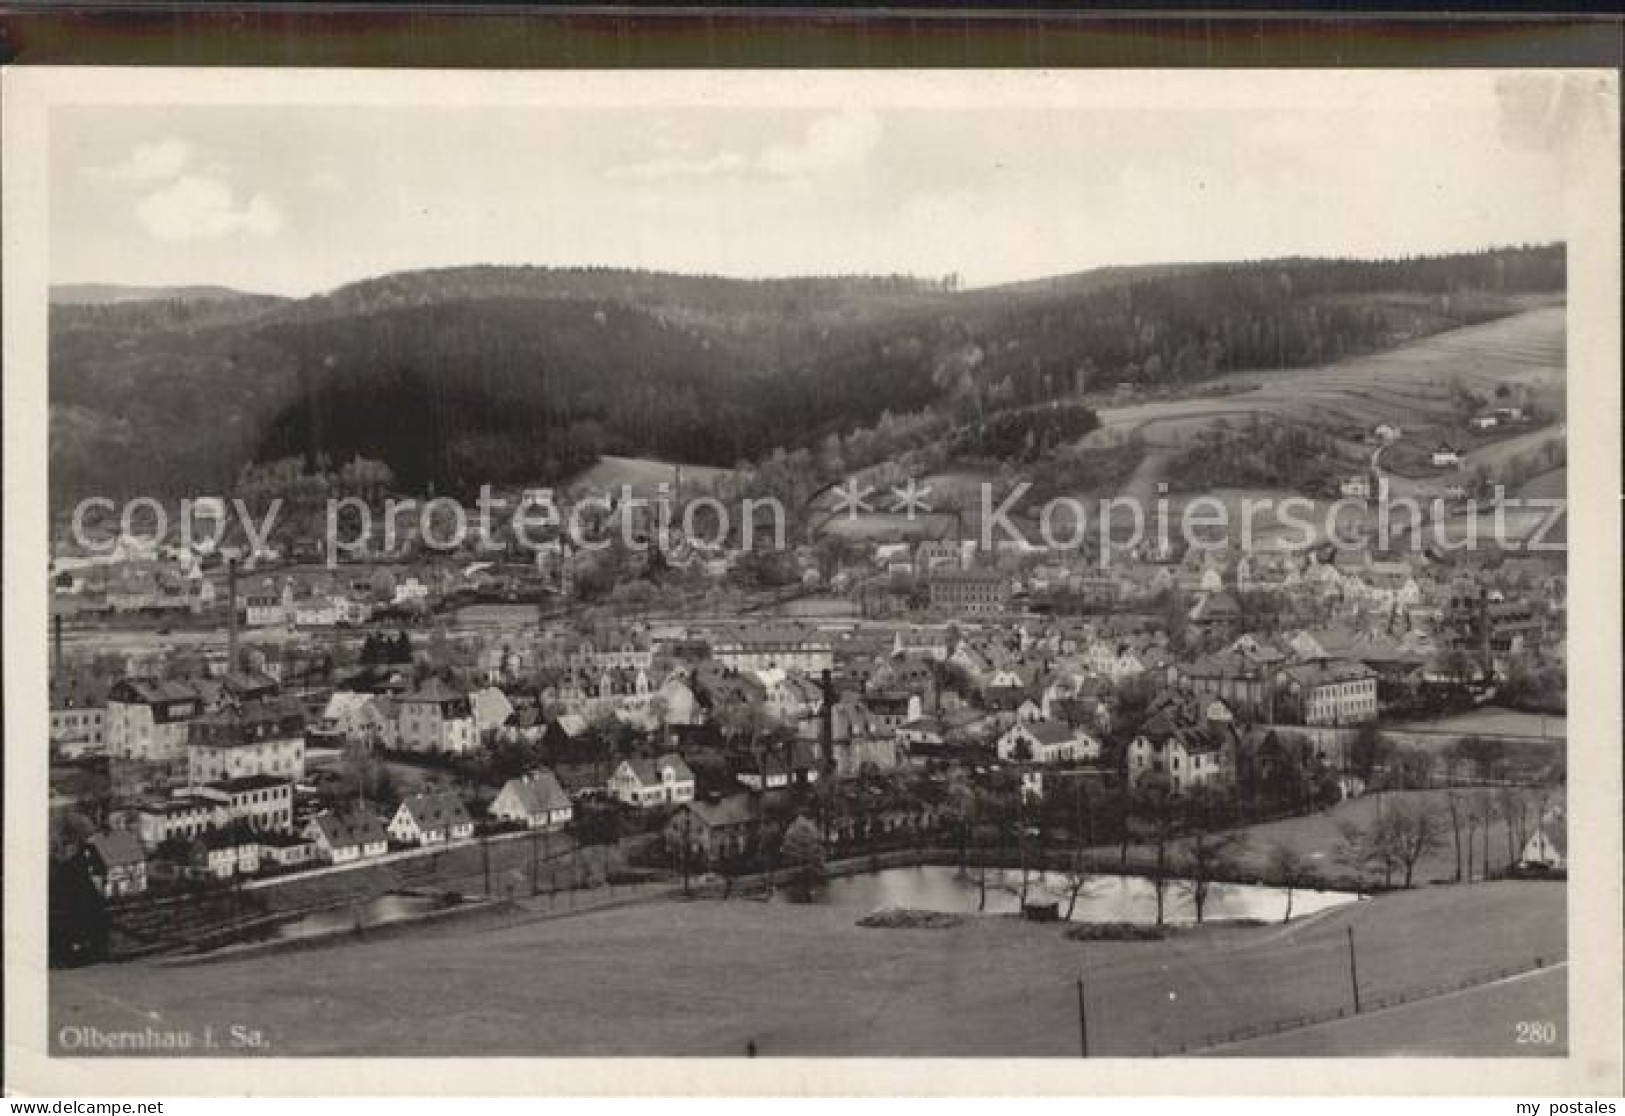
top-left (1339, 474), bottom-right (1373, 500)
top-left (321, 691), bottom-right (390, 747)
top-left (1520, 810), bottom-right (1567, 872)
top-left (489, 770), bottom-right (573, 831)
top-left (393, 577), bottom-right (431, 606)
top-left (1126, 693), bottom-right (1237, 795)
top-left (607, 753), bottom-right (695, 808)
top-left (1431, 444), bottom-right (1463, 468)
top-left (304, 809), bottom-right (390, 864)
top-left (996, 719), bottom-right (1102, 765)
top-left (194, 827), bottom-right (261, 880)
top-left (387, 791), bottom-right (475, 847)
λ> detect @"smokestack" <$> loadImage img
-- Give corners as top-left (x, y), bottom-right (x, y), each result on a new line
top-left (818, 668), bottom-right (837, 844)
top-left (227, 556), bottom-right (240, 674)
top-left (818, 668), bottom-right (836, 764)
top-left (53, 612), bottom-right (62, 672)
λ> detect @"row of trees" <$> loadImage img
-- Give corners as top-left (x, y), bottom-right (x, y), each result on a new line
top-left (1332, 784), bottom-right (1554, 890)
top-left (53, 246), bottom-right (1561, 506)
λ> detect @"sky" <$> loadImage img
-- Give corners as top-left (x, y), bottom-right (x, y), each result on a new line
top-left (48, 72), bottom-right (1570, 297)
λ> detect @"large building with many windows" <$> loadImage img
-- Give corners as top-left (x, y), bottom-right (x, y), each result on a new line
top-left (926, 570), bottom-right (1010, 615)
top-left (106, 679), bottom-right (206, 764)
top-left (187, 698), bottom-right (308, 785)
top-left (1272, 660), bottom-right (1378, 726)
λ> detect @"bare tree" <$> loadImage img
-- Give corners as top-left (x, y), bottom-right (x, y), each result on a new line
top-left (1464, 806), bottom-right (1478, 882)
top-left (1444, 791), bottom-right (1465, 883)
top-left (1498, 785), bottom-right (1531, 873)
top-left (1267, 842), bottom-right (1311, 923)
top-left (1179, 829), bottom-right (1247, 924)
top-left (1474, 791), bottom-right (1499, 880)
top-left (1131, 785), bottom-right (1180, 927)
top-left (1335, 819), bottom-right (1378, 892)
top-left (1336, 811), bottom-right (1401, 890)
top-left (1388, 800), bottom-right (1446, 888)
top-left (1058, 846), bottom-right (1096, 922)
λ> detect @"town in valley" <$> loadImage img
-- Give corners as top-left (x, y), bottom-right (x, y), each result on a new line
top-left (46, 245), bottom-right (1570, 1058)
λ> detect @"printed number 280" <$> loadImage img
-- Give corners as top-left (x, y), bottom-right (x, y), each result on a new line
top-left (1516, 1021), bottom-right (1559, 1044)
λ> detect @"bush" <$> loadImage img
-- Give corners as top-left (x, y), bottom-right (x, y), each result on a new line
top-left (1063, 921), bottom-right (1178, 941)
top-left (856, 908), bottom-right (963, 930)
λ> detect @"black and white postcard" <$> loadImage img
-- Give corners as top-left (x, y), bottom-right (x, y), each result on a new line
top-left (4, 63), bottom-right (1619, 1097)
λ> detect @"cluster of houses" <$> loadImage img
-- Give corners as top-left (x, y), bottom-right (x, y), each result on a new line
top-left (51, 550), bottom-right (440, 628)
top-left (52, 523), bottom-right (1564, 900)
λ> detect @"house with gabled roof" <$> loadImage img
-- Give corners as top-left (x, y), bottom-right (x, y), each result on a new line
top-left (1180, 650), bottom-right (1272, 718)
top-left (84, 831), bottom-right (147, 898)
top-left (322, 690), bottom-right (390, 747)
top-left (664, 793), bottom-right (766, 865)
top-left (395, 678), bottom-right (477, 755)
top-left (187, 697), bottom-right (307, 785)
top-left (191, 823), bottom-right (262, 880)
top-left (735, 740), bottom-right (821, 791)
top-left (607, 753), bottom-right (695, 808)
top-left (387, 791), bottom-right (474, 846)
top-left (303, 809), bottom-right (390, 864)
top-left (1431, 443), bottom-right (1463, 468)
top-left (1126, 689), bottom-right (1238, 795)
top-left (490, 769), bottom-right (573, 831)
top-left (997, 719), bottom-right (1102, 765)
top-left (1520, 808), bottom-right (1567, 872)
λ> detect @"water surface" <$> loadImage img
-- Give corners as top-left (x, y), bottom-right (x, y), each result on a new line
top-left (803, 865), bottom-right (1358, 924)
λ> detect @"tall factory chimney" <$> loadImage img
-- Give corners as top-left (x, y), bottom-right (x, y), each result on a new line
top-left (53, 612), bottom-right (63, 673)
top-left (818, 668), bottom-right (838, 843)
top-left (227, 556), bottom-right (240, 674)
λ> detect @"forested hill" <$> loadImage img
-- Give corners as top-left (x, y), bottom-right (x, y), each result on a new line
top-left (48, 244), bottom-right (1564, 504)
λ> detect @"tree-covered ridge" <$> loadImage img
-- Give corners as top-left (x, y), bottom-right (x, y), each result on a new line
top-left (47, 245), bottom-right (1563, 504)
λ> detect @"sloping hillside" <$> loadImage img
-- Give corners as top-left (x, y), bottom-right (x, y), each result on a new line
top-left (48, 246), bottom-right (1563, 505)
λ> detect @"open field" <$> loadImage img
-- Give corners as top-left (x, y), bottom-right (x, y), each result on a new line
top-left (52, 879), bottom-right (1562, 1057)
top-left (1081, 307), bottom-right (1565, 472)
top-left (809, 308), bottom-right (1565, 547)
top-left (1214, 964), bottom-right (1566, 1056)
top-left (1520, 467), bottom-right (1567, 499)
top-left (567, 454), bottom-right (727, 496)
top-left (1393, 708), bottom-right (1567, 740)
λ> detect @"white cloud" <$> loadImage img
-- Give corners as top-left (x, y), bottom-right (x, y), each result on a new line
top-left (87, 139), bottom-right (193, 182)
top-left (608, 107), bottom-right (882, 184)
top-left (134, 175), bottom-right (285, 241)
top-left (759, 108), bottom-right (881, 179)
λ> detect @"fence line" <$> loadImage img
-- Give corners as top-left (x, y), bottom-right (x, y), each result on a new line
top-left (1158, 954), bottom-right (1561, 1055)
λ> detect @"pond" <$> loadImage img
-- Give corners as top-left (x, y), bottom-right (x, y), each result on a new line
top-left (801, 865), bottom-right (1359, 925)
top-left (272, 892), bottom-right (454, 941)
